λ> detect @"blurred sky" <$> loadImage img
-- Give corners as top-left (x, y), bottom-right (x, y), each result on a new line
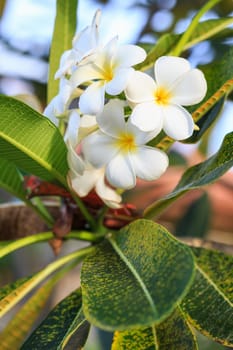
top-left (0, 0), bottom-right (232, 156)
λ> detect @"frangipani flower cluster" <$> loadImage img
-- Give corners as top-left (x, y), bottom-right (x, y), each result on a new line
top-left (44, 11), bottom-right (207, 208)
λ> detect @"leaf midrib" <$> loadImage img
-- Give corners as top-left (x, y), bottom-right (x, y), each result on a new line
top-left (196, 264), bottom-right (233, 307)
top-left (108, 237), bottom-right (159, 318)
top-left (0, 131), bottom-right (66, 186)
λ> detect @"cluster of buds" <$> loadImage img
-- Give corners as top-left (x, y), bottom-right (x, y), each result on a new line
top-left (44, 10), bottom-right (207, 208)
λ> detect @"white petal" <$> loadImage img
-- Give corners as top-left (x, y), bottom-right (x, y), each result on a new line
top-left (170, 69), bottom-right (207, 105)
top-left (125, 71), bottom-right (156, 105)
top-left (68, 168), bottom-right (98, 197)
top-left (78, 115), bottom-right (98, 142)
top-left (106, 67), bottom-right (133, 95)
top-left (64, 110), bottom-right (80, 147)
top-left (71, 64), bottom-right (103, 87)
top-left (79, 81), bottom-right (105, 115)
top-left (95, 173), bottom-right (122, 208)
top-left (43, 97), bottom-right (59, 126)
top-left (163, 104), bottom-right (195, 140)
top-left (114, 44), bottom-right (146, 67)
top-left (97, 99), bottom-right (126, 137)
top-left (130, 102), bottom-right (163, 133)
top-left (106, 153), bottom-right (136, 189)
top-left (55, 50), bottom-right (74, 78)
top-left (154, 56), bottom-right (191, 87)
top-left (130, 146), bottom-right (169, 181)
top-left (67, 141), bottom-right (85, 175)
top-left (127, 118), bottom-right (159, 145)
top-left (72, 10), bottom-right (101, 60)
top-left (82, 131), bottom-right (118, 168)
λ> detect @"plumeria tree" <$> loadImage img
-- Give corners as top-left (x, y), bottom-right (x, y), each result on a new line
top-left (0, 0), bottom-right (232, 349)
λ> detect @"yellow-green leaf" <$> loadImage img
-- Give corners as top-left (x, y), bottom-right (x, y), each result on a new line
top-left (0, 273), bottom-right (61, 349)
top-left (136, 17), bottom-right (233, 72)
top-left (48, 0), bottom-right (78, 102)
top-left (0, 158), bottom-right (26, 201)
top-left (81, 219), bottom-right (194, 331)
top-left (181, 247), bottom-right (233, 347)
top-left (112, 308), bottom-right (197, 350)
top-left (0, 246), bottom-right (93, 318)
top-left (21, 289), bottom-right (90, 350)
top-left (0, 95), bottom-right (68, 186)
top-left (144, 132), bottom-right (233, 219)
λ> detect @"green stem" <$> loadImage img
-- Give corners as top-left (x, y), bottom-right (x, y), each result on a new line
top-left (28, 197), bottom-right (54, 227)
top-left (171, 0), bottom-right (222, 57)
top-left (71, 191), bottom-right (97, 230)
top-left (0, 230), bottom-right (104, 259)
top-left (0, 245), bottom-right (94, 318)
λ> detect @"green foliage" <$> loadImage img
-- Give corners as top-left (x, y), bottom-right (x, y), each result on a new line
top-left (0, 95), bottom-right (69, 186)
top-left (175, 193), bottom-right (211, 238)
top-left (181, 247), bottom-right (233, 347)
top-left (81, 219), bottom-right (194, 331)
top-left (0, 271), bottom-right (64, 349)
top-left (0, 158), bottom-right (26, 201)
top-left (112, 308), bottom-right (198, 350)
top-left (22, 289), bottom-right (90, 350)
top-left (0, 247), bottom-right (93, 318)
top-left (185, 97), bottom-right (225, 144)
top-left (136, 17), bottom-right (233, 72)
top-left (144, 132), bottom-right (233, 219)
top-left (48, 0), bottom-right (78, 102)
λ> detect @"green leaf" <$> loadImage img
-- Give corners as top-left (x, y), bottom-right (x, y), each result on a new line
top-left (0, 95), bottom-right (69, 186)
top-left (198, 46), bottom-right (233, 106)
top-left (185, 97), bottom-right (225, 144)
top-left (0, 157), bottom-right (27, 201)
top-left (0, 274), bottom-right (60, 349)
top-left (48, 0), bottom-right (78, 102)
top-left (22, 289), bottom-right (90, 350)
top-left (181, 247), bottom-right (233, 347)
top-left (112, 308), bottom-right (198, 350)
top-left (144, 132), bottom-right (233, 219)
top-left (81, 219), bottom-right (194, 331)
top-left (0, 246), bottom-right (93, 318)
top-left (0, 276), bottom-right (29, 302)
top-left (175, 193), bottom-right (211, 238)
top-left (136, 17), bottom-right (233, 71)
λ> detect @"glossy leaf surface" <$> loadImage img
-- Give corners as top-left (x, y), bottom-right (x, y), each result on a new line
top-left (112, 308), bottom-right (197, 350)
top-left (0, 275), bottom-right (59, 349)
top-left (0, 95), bottom-right (69, 186)
top-left (81, 219), bottom-right (194, 331)
top-left (145, 132), bottom-right (233, 219)
top-left (0, 157), bottom-right (26, 201)
top-left (22, 289), bottom-right (90, 350)
top-left (181, 247), bottom-right (233, 347)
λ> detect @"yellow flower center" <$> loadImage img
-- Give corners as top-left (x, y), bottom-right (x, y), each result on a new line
top-left (103, 63), bottom-right (114, 82)
top-left (116, 133), bottom-right (137, 153)
top-left (154, 87), bottom-right (171, 105)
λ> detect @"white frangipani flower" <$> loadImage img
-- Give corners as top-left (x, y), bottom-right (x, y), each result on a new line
top-left (82, 100), bottom-right (169, 189)
top-left (125, 56), bottom-right (207, 140)
top-left (66, 111), bottom-right (121, 208)
top-left (71, 37), bottom-right (146, 115)
top-left (55, 10), bottom-right (101, 79)
top-left (43, 78), bottom-right (79, 125)
top-left (68, 162), bottom-right (122, 209)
